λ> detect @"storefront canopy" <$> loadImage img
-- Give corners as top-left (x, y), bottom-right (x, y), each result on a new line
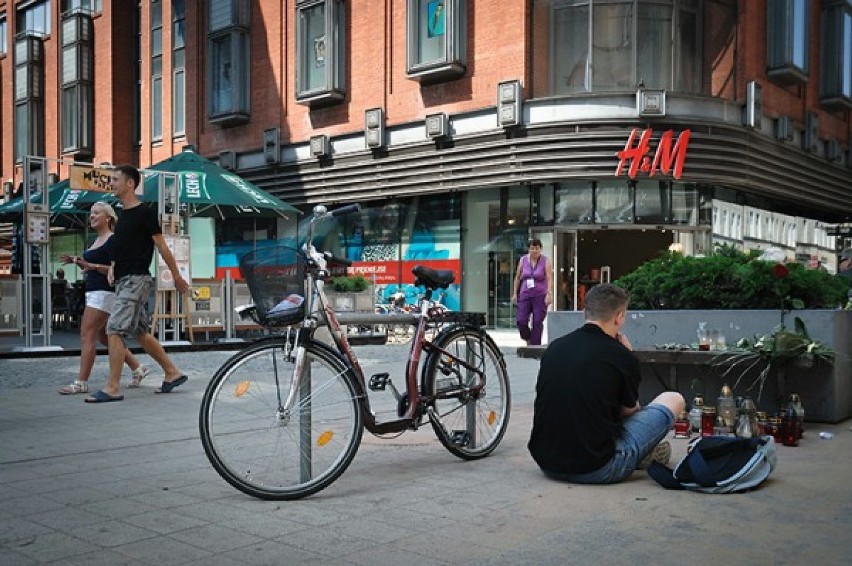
top-left (143, 149), bottom-right (299, 219)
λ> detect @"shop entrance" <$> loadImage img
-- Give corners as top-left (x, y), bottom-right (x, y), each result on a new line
top-left (536, 227), bottom-right (677, 310)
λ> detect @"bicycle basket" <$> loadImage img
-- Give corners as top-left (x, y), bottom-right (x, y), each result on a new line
top-left (239, 246), bottom-right (305, 327)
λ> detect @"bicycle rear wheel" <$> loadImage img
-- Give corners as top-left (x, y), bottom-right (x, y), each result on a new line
top-left (422, 327), bottom-right (510, 459)
top-left (199, 339), bottom-right (364, 500)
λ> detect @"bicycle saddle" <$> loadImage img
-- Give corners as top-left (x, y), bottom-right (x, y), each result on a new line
top-left (412, 265), bottom-right (455, 289)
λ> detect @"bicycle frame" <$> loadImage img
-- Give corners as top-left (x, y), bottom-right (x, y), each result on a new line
top-left (283, 206), bottom-right (489, 436)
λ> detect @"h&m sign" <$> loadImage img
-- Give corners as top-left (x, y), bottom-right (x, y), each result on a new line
top-left (615, 128), bottom-right (691, 180)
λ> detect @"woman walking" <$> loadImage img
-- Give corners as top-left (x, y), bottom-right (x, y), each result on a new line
top-left (58, 202), bottom-right (148, 394)
top-left (512, 238), bottom-right (553, 346)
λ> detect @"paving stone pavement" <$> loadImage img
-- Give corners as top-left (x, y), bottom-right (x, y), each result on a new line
top-left (1, 334), bottom-right (851, 565)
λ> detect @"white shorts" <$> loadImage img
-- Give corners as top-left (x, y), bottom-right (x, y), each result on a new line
top-left (86, 290), bottom-right (116, 314)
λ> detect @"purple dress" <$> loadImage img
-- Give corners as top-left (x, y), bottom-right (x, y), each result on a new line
top-left (517, 254), bottom-right (548, 345)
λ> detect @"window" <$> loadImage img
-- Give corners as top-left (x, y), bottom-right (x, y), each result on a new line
top-left (61, 0), bottom-right (102, 13)
top-left (1, 16), bottom-right (7, 56)
top-left (406, 0), bottom-right (466, 82)
top-left (14, 35), bottom-right (45, 162)
top-left (295, 0), bottom-right (346, 107)
top-left (540, 0), bottom-right (700, 96)
top-left (173, 0), bottom-right (185, 135)
top-left (634, 181), bottom-right (671, 224)
top-left (17, 0), bottom-right (51, 36)
top-left (767, 0), bottom-right (809, 84)
top-left (820, 1), bottom-right (852, 110)
top-left (151, 0), bottom-right (163, 141)
top-left (60, 11), bottom-right (94, 155)
top-left (207, 0), bottom-right (250, 126)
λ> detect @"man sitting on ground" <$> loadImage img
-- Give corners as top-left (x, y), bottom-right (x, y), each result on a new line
top-left (528, 283), bottom-right (685, 484)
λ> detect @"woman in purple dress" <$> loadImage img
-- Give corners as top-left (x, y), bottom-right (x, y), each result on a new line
top-left (512, 238), bottom-right (553, 346)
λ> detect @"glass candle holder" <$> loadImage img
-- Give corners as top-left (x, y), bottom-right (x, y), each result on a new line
top-left (701, 406), bottom-right (717, 437)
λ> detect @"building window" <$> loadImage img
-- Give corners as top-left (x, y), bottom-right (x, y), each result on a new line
top-left (151, 0), bottom-right (163, 141)
top-left (1, 16), bottom-right (7, 56)
top-left (820, 0), bottom-right (852, 110)
top-left (295, 0), bottom-right (346, 107)
top-left (767, 0), bottom-right (809, 85)
top-left (534, 0), bottom-right (702, 97)
top-left (207, 0), bottom-right (250, 126)
top-left (14, 35), bottom-right (45, 162)
top-left (60, 11), bottom-right (94, 156)
top-left (17, 0), bottom-right (51, 36)
top-left (173, 0), bottom-right (185, 135)
top-left (406, 0), bottom-right (466, 83)
top-left (61, 0), bottom-right (102, 13)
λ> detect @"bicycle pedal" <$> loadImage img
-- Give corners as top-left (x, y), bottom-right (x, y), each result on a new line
top-left (449, 430), bottom-right (471, 447)
top-left (368, 373), bottom-right (391, 391)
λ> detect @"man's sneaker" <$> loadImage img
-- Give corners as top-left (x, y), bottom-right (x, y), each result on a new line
top-left (128, 366), bottom-right (150, 389)
top-left (637, 440), bottom-right (672, 470)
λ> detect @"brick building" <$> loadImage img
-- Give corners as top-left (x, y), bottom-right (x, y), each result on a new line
top-left (0, 0), bottom-right (850, 325)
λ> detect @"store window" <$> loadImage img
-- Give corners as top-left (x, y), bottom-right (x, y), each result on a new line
top-left (151, 0), bottom-right (163, 141)
top-left (596, 181), bottom-right (633, 224)
top-left (295, 0), bottom-right (346, 107)
top-left (208, 0), bottom-right (250, 126)
top-left (534, 0), bottom-right (702, 96)
top-left (820, 1), bottom-right (852, 110)
top-left (173, 0), bottom-right (185, 136)
top-left (14, 35), bottom-right (45, 162)
top-left (406, 0), bottom-right (467, 82)
top-left (634, 181), bottom-right (671, 224)
top-left (555, 181), bottom-right (594, 224)
top-left (767, 0), bottom-right (809, 85)
top-left (60, 11), bottom-right (94, 156)
top-left (17, 0), bottom-right (51, 36)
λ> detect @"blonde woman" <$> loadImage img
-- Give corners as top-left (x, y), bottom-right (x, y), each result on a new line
top-left (58, 202), bottom-right (148, 394)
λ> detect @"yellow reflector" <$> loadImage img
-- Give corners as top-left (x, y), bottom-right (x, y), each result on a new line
top-left (317, 431), bottom-right (333, 447)
top-left (233, 381), bottom-right (251, 397)
top-left (487, 411), bottom-right (497, 425)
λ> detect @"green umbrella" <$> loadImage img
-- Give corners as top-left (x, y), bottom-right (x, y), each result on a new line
top-left (0, 180), bottom-right (110, 227)
top-left (143, 149), bottom-right (299, 219)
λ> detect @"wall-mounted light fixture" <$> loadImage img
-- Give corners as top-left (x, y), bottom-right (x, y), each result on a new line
top-left (263, 127), bottom-right (280, 165)
top-left (425, 112), bottom-right (449, 139)
top-left (365, 108), bottom-right (385, 149)
top-left (637, 89), bottom-right (666, 117)
top-left (744, 81), bottom-right (762, 129)
top-left (310, 134), bottom-right (330, 158)
top-left (219, 150), bottom-right (237, 171)
top-left (497, 80), bottom-right (522, 127)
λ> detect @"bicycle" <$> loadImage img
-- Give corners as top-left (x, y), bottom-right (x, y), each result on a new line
top-left (199, 204), bottom-right (511, 500)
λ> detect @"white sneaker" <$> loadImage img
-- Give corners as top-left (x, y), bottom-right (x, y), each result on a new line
top-left (637, 440), bottom-right (672, 470)
top-left (128, 366), bottom-right (150, 389)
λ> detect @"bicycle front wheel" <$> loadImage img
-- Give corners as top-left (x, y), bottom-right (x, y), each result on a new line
top-left (199, 339), bottom-right (364, 500)
top-left (422, 327), bottom-right (510, 460)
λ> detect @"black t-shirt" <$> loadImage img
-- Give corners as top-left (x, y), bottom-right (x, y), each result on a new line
top-left (528, 323), bottom-right (641, 474)
top-left (82, 236), bottom-right (116, 292)
top-left (111, 204), bottom-right (161, 280)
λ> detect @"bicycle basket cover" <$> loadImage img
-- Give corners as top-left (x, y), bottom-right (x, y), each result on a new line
top-left (239, 246), bottom-right (305, 326)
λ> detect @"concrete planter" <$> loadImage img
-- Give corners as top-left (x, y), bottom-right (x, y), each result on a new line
top-left (547, 309), bottom-right (852, 422)
top-left (326, 292), bottom-right (374, 313)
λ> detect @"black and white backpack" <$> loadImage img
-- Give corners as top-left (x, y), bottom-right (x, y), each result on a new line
top-left (648, 435), bottom-right (777, 494)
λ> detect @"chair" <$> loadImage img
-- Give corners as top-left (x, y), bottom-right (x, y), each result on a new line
top-left (51, 281), bottom-right (72, 330)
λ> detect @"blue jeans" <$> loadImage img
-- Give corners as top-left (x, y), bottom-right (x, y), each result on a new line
top-left (544, 404), bottom-right (675, 484)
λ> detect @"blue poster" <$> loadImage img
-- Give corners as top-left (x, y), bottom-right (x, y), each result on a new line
top-left (427, 1), bottom-right (445, 38)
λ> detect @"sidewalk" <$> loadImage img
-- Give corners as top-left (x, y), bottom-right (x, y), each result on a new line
top-left (1, 344), bottom-right (851, 564)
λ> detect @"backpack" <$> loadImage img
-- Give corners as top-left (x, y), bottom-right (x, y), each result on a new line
top-left (647, 435), bottom-right (777, 494)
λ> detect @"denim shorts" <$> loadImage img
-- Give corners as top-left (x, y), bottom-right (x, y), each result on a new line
top-left (545, 404), bottom-right (675, 485)
top-left (106, 275), bottom-right (153, 338)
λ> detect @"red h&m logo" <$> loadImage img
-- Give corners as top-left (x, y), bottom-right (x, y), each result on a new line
top-left (615, 128), bottom-right (691, 180)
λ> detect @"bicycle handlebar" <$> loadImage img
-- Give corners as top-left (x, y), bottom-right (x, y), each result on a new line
top-left (324, 252), bottom-right (352, 268)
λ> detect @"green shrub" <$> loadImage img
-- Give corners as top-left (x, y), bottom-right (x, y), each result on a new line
top-left (330, 275), bottom-right (369, 293)
top-left (614, 247), bottom-right (850, 310)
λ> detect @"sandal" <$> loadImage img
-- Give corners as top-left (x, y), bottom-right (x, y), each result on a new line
top-left (59, 380), bottom-right (89, 395)
top-left (128, 366), bottom-right (150, 389)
